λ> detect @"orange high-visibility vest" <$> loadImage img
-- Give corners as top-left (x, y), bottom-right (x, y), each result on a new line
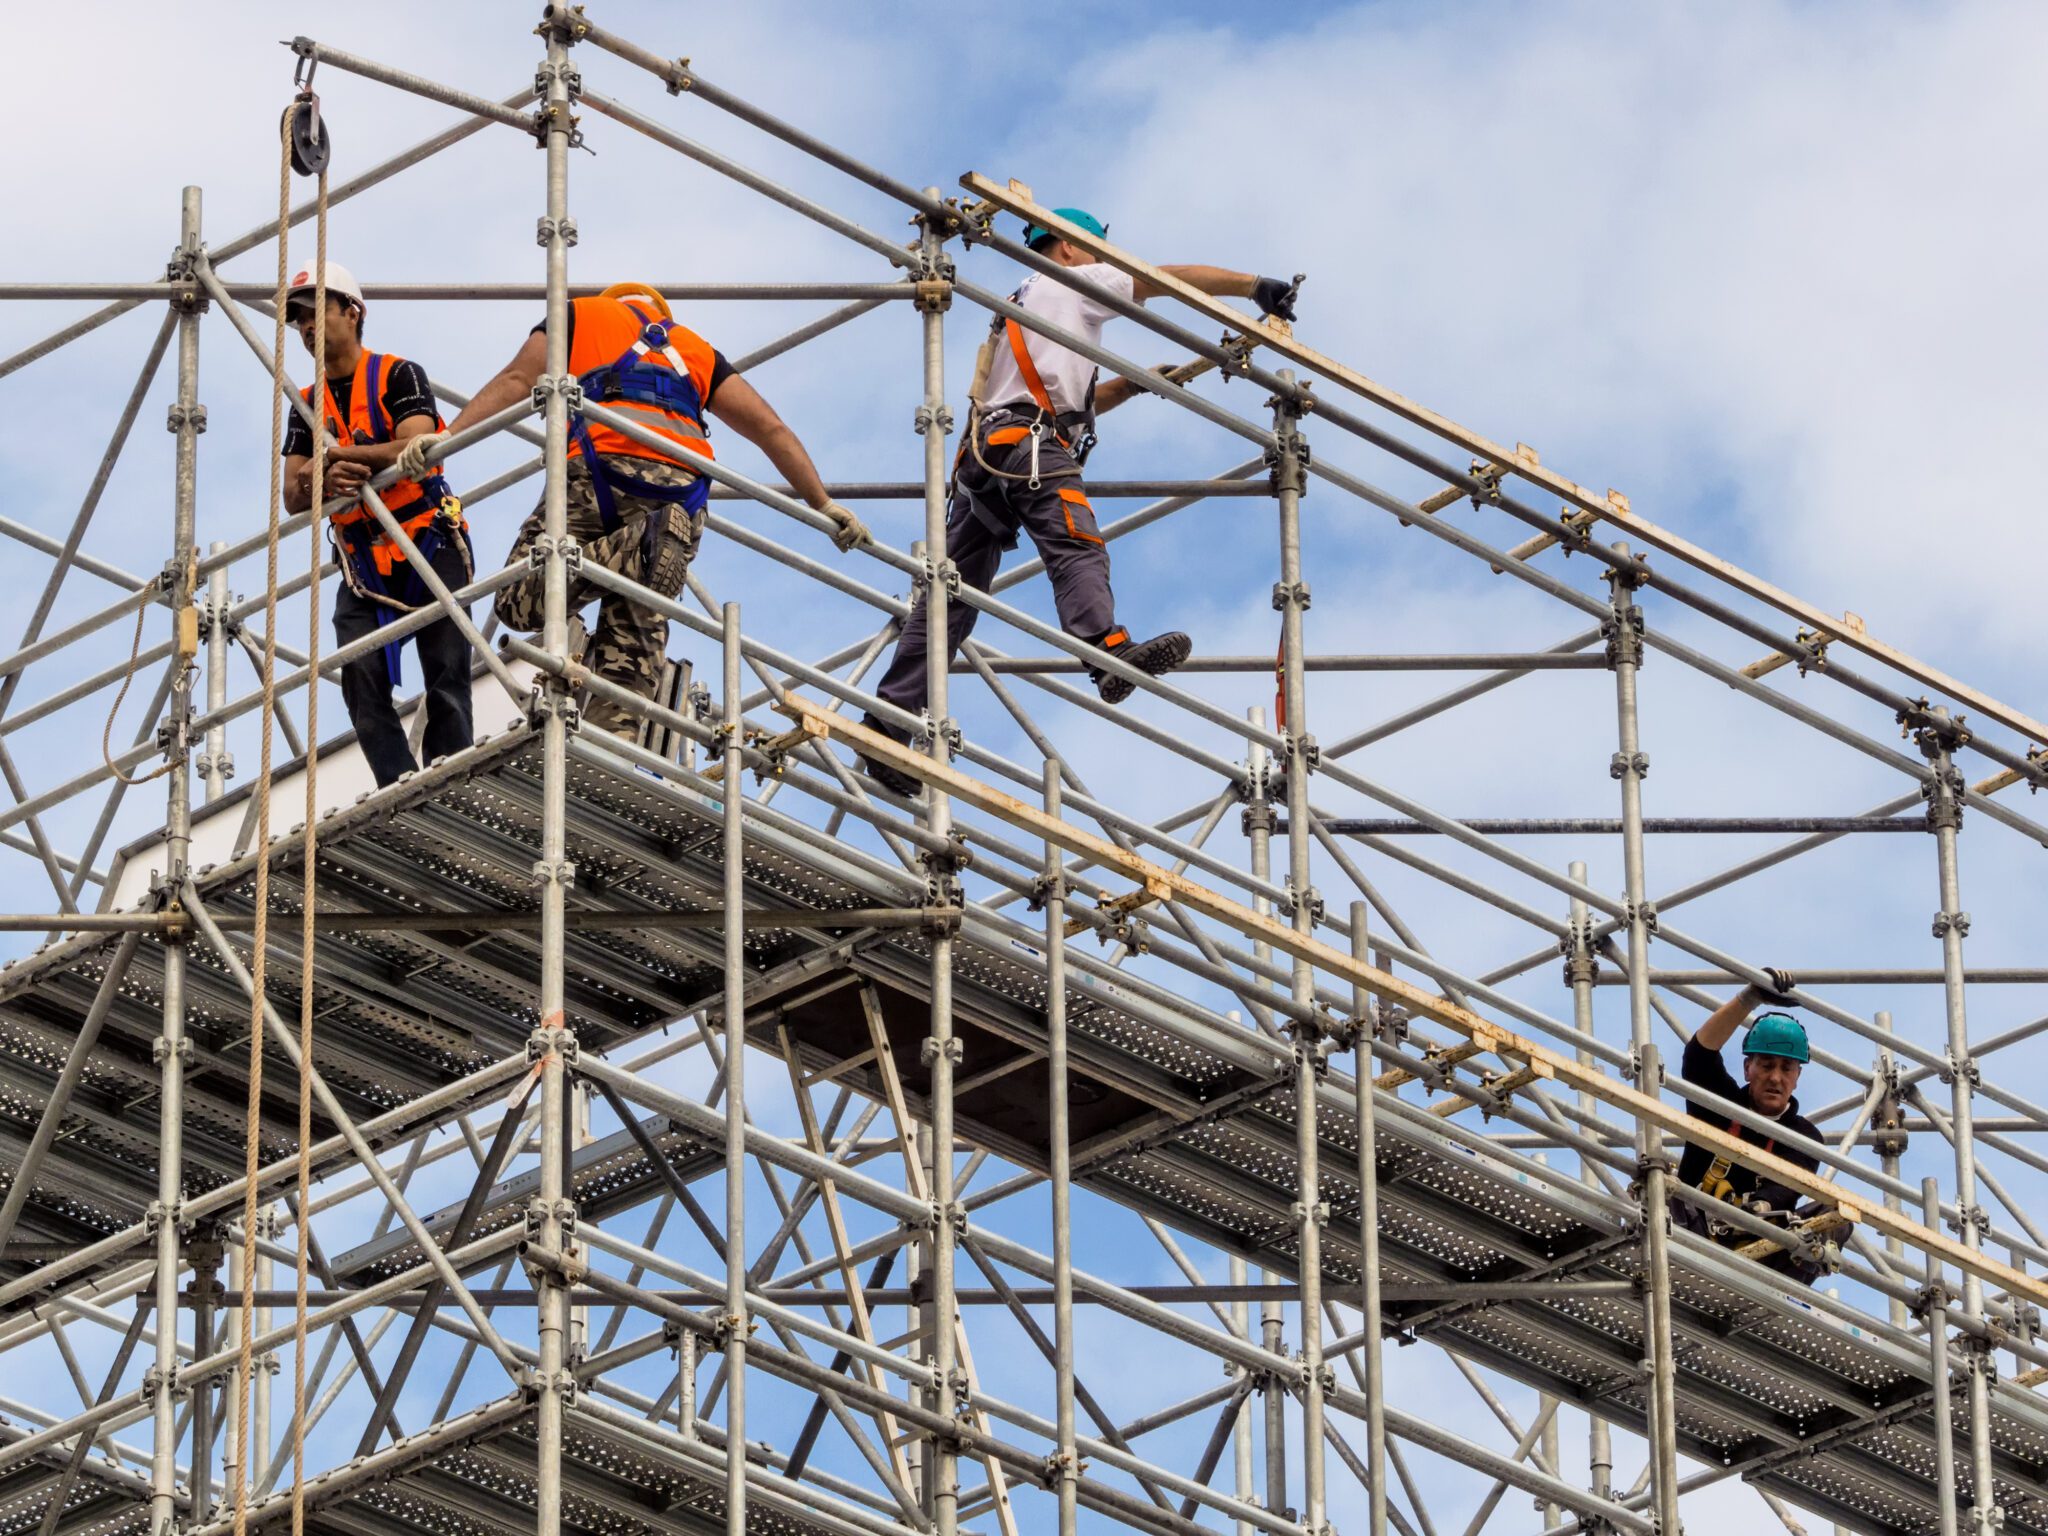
top-left (566, 297), bottom-right (718, 471)
top-left (301, 351), bottom-right (460, 561)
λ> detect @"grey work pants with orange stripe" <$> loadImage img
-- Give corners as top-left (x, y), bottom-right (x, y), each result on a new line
top-left (874, 426), bottom-right (1117, 722)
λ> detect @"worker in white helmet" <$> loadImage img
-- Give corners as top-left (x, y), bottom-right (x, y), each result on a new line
top-left (283, 260), bottom-right (475, 786)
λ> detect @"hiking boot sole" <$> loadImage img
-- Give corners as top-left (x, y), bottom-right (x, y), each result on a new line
top-left (1097, 632), bottom-right (1193, 704)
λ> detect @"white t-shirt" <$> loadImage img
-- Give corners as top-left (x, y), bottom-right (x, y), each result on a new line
top-left (980, 263), bottom-right (1139, 418)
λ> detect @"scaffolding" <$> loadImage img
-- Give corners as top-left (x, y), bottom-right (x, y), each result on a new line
top-left (2, 9), bottom-right (2046, 1536)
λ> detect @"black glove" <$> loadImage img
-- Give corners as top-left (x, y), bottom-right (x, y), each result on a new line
top-left (1251, 274), bottom-right (1302, 323)
top-left (1763, 967), bottom-right (1797, 999)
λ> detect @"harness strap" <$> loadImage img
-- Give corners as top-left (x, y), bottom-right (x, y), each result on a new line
top-left (1005, 318), bottom-right (1058, 420)
top-left (1699, 1115), bottom-right (1776, 1202)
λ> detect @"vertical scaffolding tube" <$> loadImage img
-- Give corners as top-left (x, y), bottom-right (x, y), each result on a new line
top-left (1232, 1246), bottom-right (1255, 1536)
top-left (720, 601), bottom-right (748, 1535)
top-left (1921, 712), bottom-right (1999, 1534)
top-left (200, 541), bottom-right (231, 801)
top-left (1567, 860), bottom-right (1614, 1515)
top-left (1605, 554), bottom-right (1682, 1530)
top-left (150, 182), bottom-right (204, 1536)
top-left (1875, 1011), bottom-right (1909, 1332)
top-left (1042, 762), bottom-right (1078, 1536)
top-left (1350, 902), bottom-right (1388, 1536)
top-left (915, 192), bottom-right (962, 1536)
top-left (533, 14), bottom-right (579, 1536)
top-left (1245, 707), bottom-right (1287, 1515)
top-left (1924, 1177), bottom-right (1962, 1536)
top-left (1273, 373), bottom-right (1324, 1532)
top-left (253, 1207), bottom-right (274, 1488)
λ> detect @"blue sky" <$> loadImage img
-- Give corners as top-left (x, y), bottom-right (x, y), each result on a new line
top-left (4, 3), bottom-right (2047, 1533)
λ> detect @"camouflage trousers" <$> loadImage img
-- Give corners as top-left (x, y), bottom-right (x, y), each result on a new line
top-left (495, 456), bottom-right (705, 738)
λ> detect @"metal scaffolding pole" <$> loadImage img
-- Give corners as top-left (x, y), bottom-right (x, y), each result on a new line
top-left (1272, 374), bottom-right (1326, 1535)
top-left (532, 15), bottom-right (579, 1536)
top-left (1918, 708), bottom-right (2001, 1535)
top-left (1351, 903), bottom-right (1389, 1536)
top-left (1244, 706), bottom-right (1288, 1516)
top-left (912, 186), bottom-right (964, 1536)
top-left (1605, 551), bottom-right (1682, 1531)
top-left (1567, 859), bottom-right (1616, 1526)
top-left (719, 600), bottom-right (750, 1536)
top-left (1043, 763), bottom-right (1079, 1536)
top-left (148, 181), bottom-right (204, 1536)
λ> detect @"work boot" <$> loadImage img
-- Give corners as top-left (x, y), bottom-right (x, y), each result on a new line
top-left (855, 713), bottom-right (924, 800)
top-left (1093, 631), bottom-right (1192, 705)
top-left (642, 503), bottom-right (700, 598)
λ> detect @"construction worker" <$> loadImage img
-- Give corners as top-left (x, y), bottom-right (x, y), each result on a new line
top-left (283, 261), bottom-right (475, 788)
top-left (858, 208), bottom-right (1301, 797)
top-left (399, 283), bottom-right (868, 742)
top-left (1671, 969), bottom-right (1827, 1283)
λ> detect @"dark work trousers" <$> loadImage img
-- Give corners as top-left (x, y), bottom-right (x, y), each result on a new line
top-left (873, 423), bottom-right (1117, 725)
top-left (333, 536), bottom-right (476, 787)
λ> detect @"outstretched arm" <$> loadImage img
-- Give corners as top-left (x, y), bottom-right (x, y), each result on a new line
top-left (1139, 264), bottom-right (1260, 303)
top-left (443, 332), bottom-right (548, 440)
top-left (1695, 984), bottom-right (1766, 1052)
top-left (1694, 969), bottom-right (1795, 1050)
top-left (705, 375), bottom-right (831, 509)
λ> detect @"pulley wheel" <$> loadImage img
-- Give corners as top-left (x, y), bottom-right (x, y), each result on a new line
top-left (288, 97), bottom-right (331, 177)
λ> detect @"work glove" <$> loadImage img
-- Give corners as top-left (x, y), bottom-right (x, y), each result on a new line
top-left (1762, 967), bottom-right (1797, 999)
top-left (1251, 274), bottom-right (1303, 324)
top-left (821, 499), bottom-right (871, 553)
top-left (394, 429), bottom-right (450, 483)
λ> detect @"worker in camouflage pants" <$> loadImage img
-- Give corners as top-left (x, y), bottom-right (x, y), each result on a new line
top-left (405, 283), bottom-right (866, 744)
top-left (492, 458), bottom-right (704, 737)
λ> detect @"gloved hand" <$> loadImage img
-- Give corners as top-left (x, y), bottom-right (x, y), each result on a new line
top-left (394, 429), bottom-right (449, 483)
top-left (821, 500), bottom-right (871, 553)
top-left (1251, 274), bottom-right (1302, 323)
top-left (1762, 967), bottom-right (1797, 999)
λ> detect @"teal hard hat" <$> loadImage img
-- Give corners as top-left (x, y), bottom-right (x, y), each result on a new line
top-left (1744, 1012), bottom-right (1810, 1064)
top-left (1023, 207), bottom-right (1108, 250)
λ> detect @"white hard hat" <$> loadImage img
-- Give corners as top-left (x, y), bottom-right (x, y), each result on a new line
top-left (285, 261), bottom-right (364, 311)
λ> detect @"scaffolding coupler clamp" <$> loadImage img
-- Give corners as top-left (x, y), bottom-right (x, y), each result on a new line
top-left (150, 1034), bottom-right (194, 1069)
top-left (913, 272), bottom-right (955, 314)
top-left (1621, 899), bottom-right (1658, 937)
top-left (920, 905), bottom-right (962, 938)
top-left (1026, 871), bottom-right (1066, 912)
top-left (517, 1365), bottom-right (579, 1405)
top-left (529, 856), bottom-right (579, 890)
top-left (1609, 749), bottom-right (1649, 781)
top-left (914, 402), bottom-right (955, 437)
top-left (141, 1363), bottom-right (187, 1403)
top-left (1271, 578), bottom-right (1312, 612)
top-left (1037, 1448), bottom-right (1083, 1490)
top-left (1465, 456), bottom-right (1506, 506)
top-left (1931, 909), bottom-right (1972, 941)
top-left (1263, 436), bottom-right (1311, 495)
top-left (532, 373), bottom-right (585, 416)
top-left (165, 402), bottom-right (209, 437)
top-left (1600, 604), bottom-right (1645, 669)
top-left (536, 214), bottom-right (579, 249)
top-left (1278, 880), bottom-right (1324, 925)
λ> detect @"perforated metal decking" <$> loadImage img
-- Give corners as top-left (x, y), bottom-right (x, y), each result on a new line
top-left (2, 732), bottom-right (2043, 1536)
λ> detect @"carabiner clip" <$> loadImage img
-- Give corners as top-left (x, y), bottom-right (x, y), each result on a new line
top-left (1027, 421), bottom-right (1043, 491)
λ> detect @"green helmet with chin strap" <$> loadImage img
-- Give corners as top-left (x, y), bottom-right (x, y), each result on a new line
top-left (1744, 1012), bottom-right (1810, 1064)
top-left (1023, 207), bottom-right (1109, 250)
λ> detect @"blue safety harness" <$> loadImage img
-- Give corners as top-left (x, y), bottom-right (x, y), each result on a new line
top-left (569, 305), bottom-right (712, 563)
top-left (328, 351), bottom-right (473, 688)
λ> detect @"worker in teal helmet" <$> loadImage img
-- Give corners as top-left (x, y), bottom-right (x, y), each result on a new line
top-left (1672, 968), bottom-right (1826, 1283)
top-left (859, 205), bottom-right (1302, 798)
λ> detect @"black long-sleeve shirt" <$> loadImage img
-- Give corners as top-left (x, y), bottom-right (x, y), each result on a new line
top-left (1675, 1036), bottom-right (1821, 1210)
